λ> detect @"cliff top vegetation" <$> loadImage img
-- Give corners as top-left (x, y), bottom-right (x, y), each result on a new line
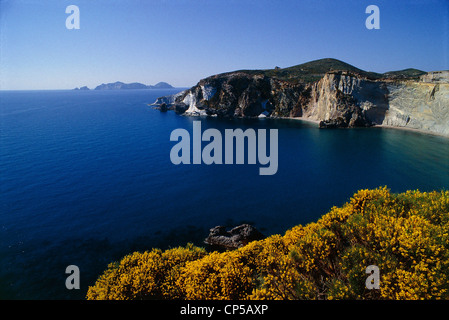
top-left (214, 58), bottom-right (427, 84)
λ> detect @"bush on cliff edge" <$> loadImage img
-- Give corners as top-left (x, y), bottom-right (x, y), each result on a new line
top-left (86, 187), bottom-right (449, 300)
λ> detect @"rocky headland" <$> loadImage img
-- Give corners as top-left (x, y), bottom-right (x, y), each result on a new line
top-left (151, 58), bottom-right (449, 137)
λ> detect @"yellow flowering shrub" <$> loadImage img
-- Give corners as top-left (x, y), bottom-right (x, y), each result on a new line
top-left (87, 187), bottom-right (449, 300)
top-left (86, 243), bottom-right (206, 300)
top-left (176, 251), bottom-right (254, 300)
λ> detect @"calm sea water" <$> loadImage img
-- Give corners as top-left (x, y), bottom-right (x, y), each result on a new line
top-left (1, 89), bottom-right (448, 299)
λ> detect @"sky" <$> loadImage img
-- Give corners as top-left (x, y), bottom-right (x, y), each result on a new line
top-left (0, 0), bottom-right (448, 90)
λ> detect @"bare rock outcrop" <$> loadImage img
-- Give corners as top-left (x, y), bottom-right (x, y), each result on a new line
top-left (204, 224), bottom-right (265, 250)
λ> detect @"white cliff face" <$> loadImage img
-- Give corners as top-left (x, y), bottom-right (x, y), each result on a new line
top-left (182, 85), bottom-right (217, 116)
top-left (303, 72), bottom-right (449, 136)
top-left (383, 81), bottom-right (449, 136)
top-left (183, 91), bottom-right (207, 116)
top-left (201, 85), bottom-right (216, 101)
top-left (307, 75), bottom-right (338, 120)
top-left (305, 73), bottom-right (370, 122)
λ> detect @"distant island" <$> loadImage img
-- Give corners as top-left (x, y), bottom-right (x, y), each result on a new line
top-left (73, 86), bottom-right (90, 91)
top-left (73, 81), bottom-right (173, 90)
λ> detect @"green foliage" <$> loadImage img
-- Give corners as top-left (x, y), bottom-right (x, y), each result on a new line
top-left (221, 58), bottom-right (425, 84)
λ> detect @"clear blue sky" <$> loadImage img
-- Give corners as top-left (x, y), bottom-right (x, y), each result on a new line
top-left (1, 0), bottom-right (448, 90)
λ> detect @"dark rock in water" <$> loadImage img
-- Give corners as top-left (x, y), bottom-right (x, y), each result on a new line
top-left (319, 118), bottom-right (348, 128)
top-left (204, 224), bottom-right (265, 250)
top-left (174, 102), bottom-right (189, 114)
top-left (159, 103), bottom-right (168, 112)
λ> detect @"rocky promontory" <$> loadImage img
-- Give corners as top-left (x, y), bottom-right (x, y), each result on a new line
top-left (152, 59), bottom-right (449, 137)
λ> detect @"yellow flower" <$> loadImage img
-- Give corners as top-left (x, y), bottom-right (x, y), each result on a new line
top-left (87, 188), bottom-right (449, 300)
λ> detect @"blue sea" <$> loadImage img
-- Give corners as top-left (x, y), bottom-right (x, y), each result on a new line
top-left (1, 89), bottom-right (448, 299)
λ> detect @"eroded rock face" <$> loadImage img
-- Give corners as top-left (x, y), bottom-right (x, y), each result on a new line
top-left (152, 69), bottom-right (449, 136)
top-left (204, 224), bottom-right (265, 250)
top-left (306, 72), bottom-right (388, 128)
top-left (179, 73), bottom-right (276, 118)
top-left (383, 81), bottom-right (449, 136)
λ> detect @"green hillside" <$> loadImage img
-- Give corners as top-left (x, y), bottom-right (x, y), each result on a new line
top-left (383, 68), bottom-right (427, 79)
top-left (265, 58), bottom-right (383, 82)
top-left (221, 58), bottom-right (426, 83)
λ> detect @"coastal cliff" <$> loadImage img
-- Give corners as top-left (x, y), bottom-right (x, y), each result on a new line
top-left (153, 59), bottom-right (449, 136)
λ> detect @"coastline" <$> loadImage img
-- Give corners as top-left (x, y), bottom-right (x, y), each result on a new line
top-left (276, 116), bottom-right (321, 125)
top-left (283, 116), bottom-right (448, 139)
top-left (156, 103), bottom-right (448, 139)
top-left (372, 124), bottom-right (449, 139)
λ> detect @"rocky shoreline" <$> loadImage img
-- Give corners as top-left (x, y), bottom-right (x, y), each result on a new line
top-left (151, 59), bottom-right (449, 137)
